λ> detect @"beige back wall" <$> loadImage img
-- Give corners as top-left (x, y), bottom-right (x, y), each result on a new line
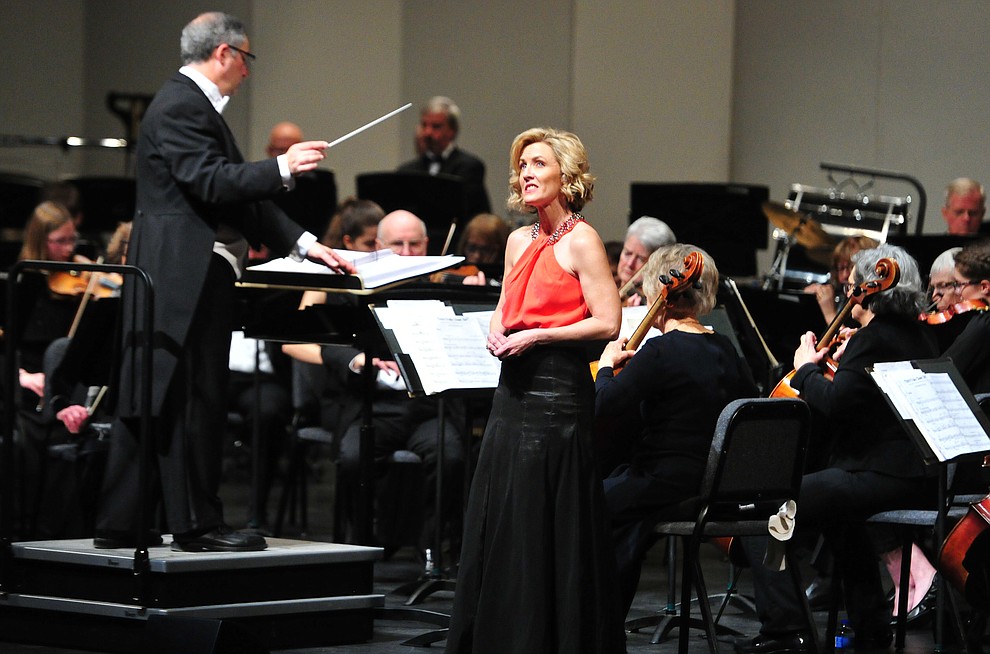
top-left (4, 1), bottom-right (989, 270)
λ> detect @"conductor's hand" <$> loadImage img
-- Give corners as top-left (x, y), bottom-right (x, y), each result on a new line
top-left (306, 242), bottom-right (358, 274)
top-left (285, 141), bottom-right (330, 175)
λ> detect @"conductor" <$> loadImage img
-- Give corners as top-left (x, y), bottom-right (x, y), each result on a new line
top-left (94, 11), bottom-right (353, 552)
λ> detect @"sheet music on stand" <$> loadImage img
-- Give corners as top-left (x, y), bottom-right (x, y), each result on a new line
top-left (869, 358), bottom-right (990, 464)
top-left (241, 249), bottom-right (464, 294)
top-left (369, 300), bottom-right (500, 396)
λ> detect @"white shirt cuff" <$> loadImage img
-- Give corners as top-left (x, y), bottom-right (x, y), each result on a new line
top-left (276, 154), bottom-right (294, 189)
top-left (290, 231), bottom-right (318, 261)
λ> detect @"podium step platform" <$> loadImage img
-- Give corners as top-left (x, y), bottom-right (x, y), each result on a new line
top-left (0, 536), bottom-right (384, 653)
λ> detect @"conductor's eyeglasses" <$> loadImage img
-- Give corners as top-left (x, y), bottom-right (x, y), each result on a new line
top-left (226, 44), bottom-right (256, 67)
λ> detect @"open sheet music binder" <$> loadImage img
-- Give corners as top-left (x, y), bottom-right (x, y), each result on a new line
top-left (369, 300), bottom-right (500, 397)
top-left (239, 249), bottom-right (464, 295)
top-left (869, 358), bottom-right (990, 466)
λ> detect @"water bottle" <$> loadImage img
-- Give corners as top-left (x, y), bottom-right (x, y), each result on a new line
top-left (835, 619), bottom-right (852, 649)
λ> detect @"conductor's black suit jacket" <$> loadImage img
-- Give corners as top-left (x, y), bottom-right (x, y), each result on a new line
top-left (119, 72), bottom-right (304, 418)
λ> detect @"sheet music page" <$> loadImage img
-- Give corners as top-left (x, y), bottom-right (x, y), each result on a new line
top-left (462, 310), bottom-right (495, 336)
top-left (870, 367), bottom-right (990, 461)
top-left (375, 301), bottom-right (452, 330)
top-left (619, 306), bottom-right (662, 350)
top-left (375, 305), bottom-right (500, 394)
top-left (247, 252), bottom-right (463, 289)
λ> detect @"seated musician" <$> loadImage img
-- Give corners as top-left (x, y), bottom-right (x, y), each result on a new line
top-left (941, 239), bottom-right (990, 394)
top-left (453, 212), bottom-right (510, 286)
top-left (928, 247), bottom-right (964, 313)
top-left (736, 244), bottom-right (938, 654)
top-left (605, 240), bottom-right (623, 288)
top-left (282, 206), bottom-right (464, 553)
top-left (616, 216), bottom-right (676, 306)
top-left (322, 196), bottom-right (382, 251)
top-left (26, 220), bottom-right (130, 538)
top-left (594, 244), bottom-right (758, 617)
top-left (804, 235), bottom-right (878, 324)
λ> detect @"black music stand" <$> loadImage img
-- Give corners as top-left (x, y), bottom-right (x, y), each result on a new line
top-left (63, 176), bottom-right (136, 238)
top-left (366, 298), bottom-right (499, 646)
top-left (273, 169), bottom-right (337, 238)
top-left (868, 358), bottom-right (990, 652)
top-left (357, 171), bottom-right (467, 255)
top-left (630, 182), bottom-right (769, 277)
top-left (238, 254), bottom-right (467, 544)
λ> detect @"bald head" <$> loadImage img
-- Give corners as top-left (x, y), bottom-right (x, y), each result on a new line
top-left (267, 121), bottom-right (303, 157)
top-left (377, 210), bottom-right (428, 256)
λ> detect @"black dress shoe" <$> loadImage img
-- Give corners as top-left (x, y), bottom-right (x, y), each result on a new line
top-left (171, 525), bottom-right (267, 552)
top-left (734, 632), bottom-right (814, 654)
top-left (93, 531), bottom-right (164, 549)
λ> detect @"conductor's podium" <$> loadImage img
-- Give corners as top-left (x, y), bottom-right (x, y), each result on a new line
top-left (0, 536), bottom-right (383, 652)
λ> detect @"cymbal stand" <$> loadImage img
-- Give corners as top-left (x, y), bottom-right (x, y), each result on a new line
top-left (762, 228), bottom-right (794, 291)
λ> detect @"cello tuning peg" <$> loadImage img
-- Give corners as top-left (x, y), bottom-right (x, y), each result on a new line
top-left (658, 274), bottom-right (671, 285)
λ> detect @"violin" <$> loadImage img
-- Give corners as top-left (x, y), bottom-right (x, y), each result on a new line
top-left (617, 267), bottom-right (645, 303)
top-left (591, 251), bottom-right (704, 379)
top-left (430, 264), bottom-right (482, 284)
top-left (48, 269), bottom-right (122, 299)
top-left (770, 257), bottom-right (900, 398)
top-left (920, 298), bottom-right (990, 325)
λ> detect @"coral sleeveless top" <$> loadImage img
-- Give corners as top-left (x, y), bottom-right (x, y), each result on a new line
top-left (501, 228), bottom-right (589, 331)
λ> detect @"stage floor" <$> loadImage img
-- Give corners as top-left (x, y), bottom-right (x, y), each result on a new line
top-left (1, 449), bottom-right (950, 653)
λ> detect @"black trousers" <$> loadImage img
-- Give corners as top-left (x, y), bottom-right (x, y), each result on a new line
top-left (97, 254), bottom-right (235, 536)
top-left (740, 467), bottom-right (935, 637)
top-left (337, 396), bottom-right (464, 549)
top-left (227, 370), bottom-right (291, 525)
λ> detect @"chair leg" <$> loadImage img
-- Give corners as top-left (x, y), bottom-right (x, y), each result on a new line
top-left (689, 540), bottom-right (722, 653)
top-left (824, 570), bottom-right (841, 653)
top-left (679, 538), bottom-right (698, 654)
top-left (712, 565), bottom-right (745, 625)
top-left (893, 537), bottom-right (912, 650)
top-left (788, 551), bottom-right (820, 654)
top-left (273, 435), bottom-right (305, 536)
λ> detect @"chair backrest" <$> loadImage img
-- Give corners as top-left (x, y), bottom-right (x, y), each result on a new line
top-left (698, 397), bottom-right (810, 522)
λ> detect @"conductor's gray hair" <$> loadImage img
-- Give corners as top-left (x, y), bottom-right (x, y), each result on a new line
top-left (180, 12), bottom-right (247, 65)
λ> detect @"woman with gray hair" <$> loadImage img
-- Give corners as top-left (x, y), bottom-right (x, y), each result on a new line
top-left (737, 243), bottom-right (940, 654)
top-left (595, 244), bottom-right (758, 618)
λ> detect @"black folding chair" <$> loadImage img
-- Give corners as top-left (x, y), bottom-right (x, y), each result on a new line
top-left (638, 397), bottom-right (813, 654)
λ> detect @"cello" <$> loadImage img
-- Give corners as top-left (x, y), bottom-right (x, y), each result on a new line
top-left (770, 257), bottom-right (900, 398)
top-left (590, 250), bottom-right (704, 379)
top-left (939, 492), bottom-right (990, 605)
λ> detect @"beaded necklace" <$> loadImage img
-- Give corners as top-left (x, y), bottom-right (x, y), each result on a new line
top-left (530, 212), bottom-right (585, 244)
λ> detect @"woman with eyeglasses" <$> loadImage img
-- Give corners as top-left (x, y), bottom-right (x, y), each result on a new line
top-left (942, 239), bottom-right (990, 394)
top-left (804, 235), bottom-right (878, 324)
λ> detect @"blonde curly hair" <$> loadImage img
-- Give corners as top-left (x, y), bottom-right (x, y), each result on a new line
top-left (507, 127), bottom-right (595, 214)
